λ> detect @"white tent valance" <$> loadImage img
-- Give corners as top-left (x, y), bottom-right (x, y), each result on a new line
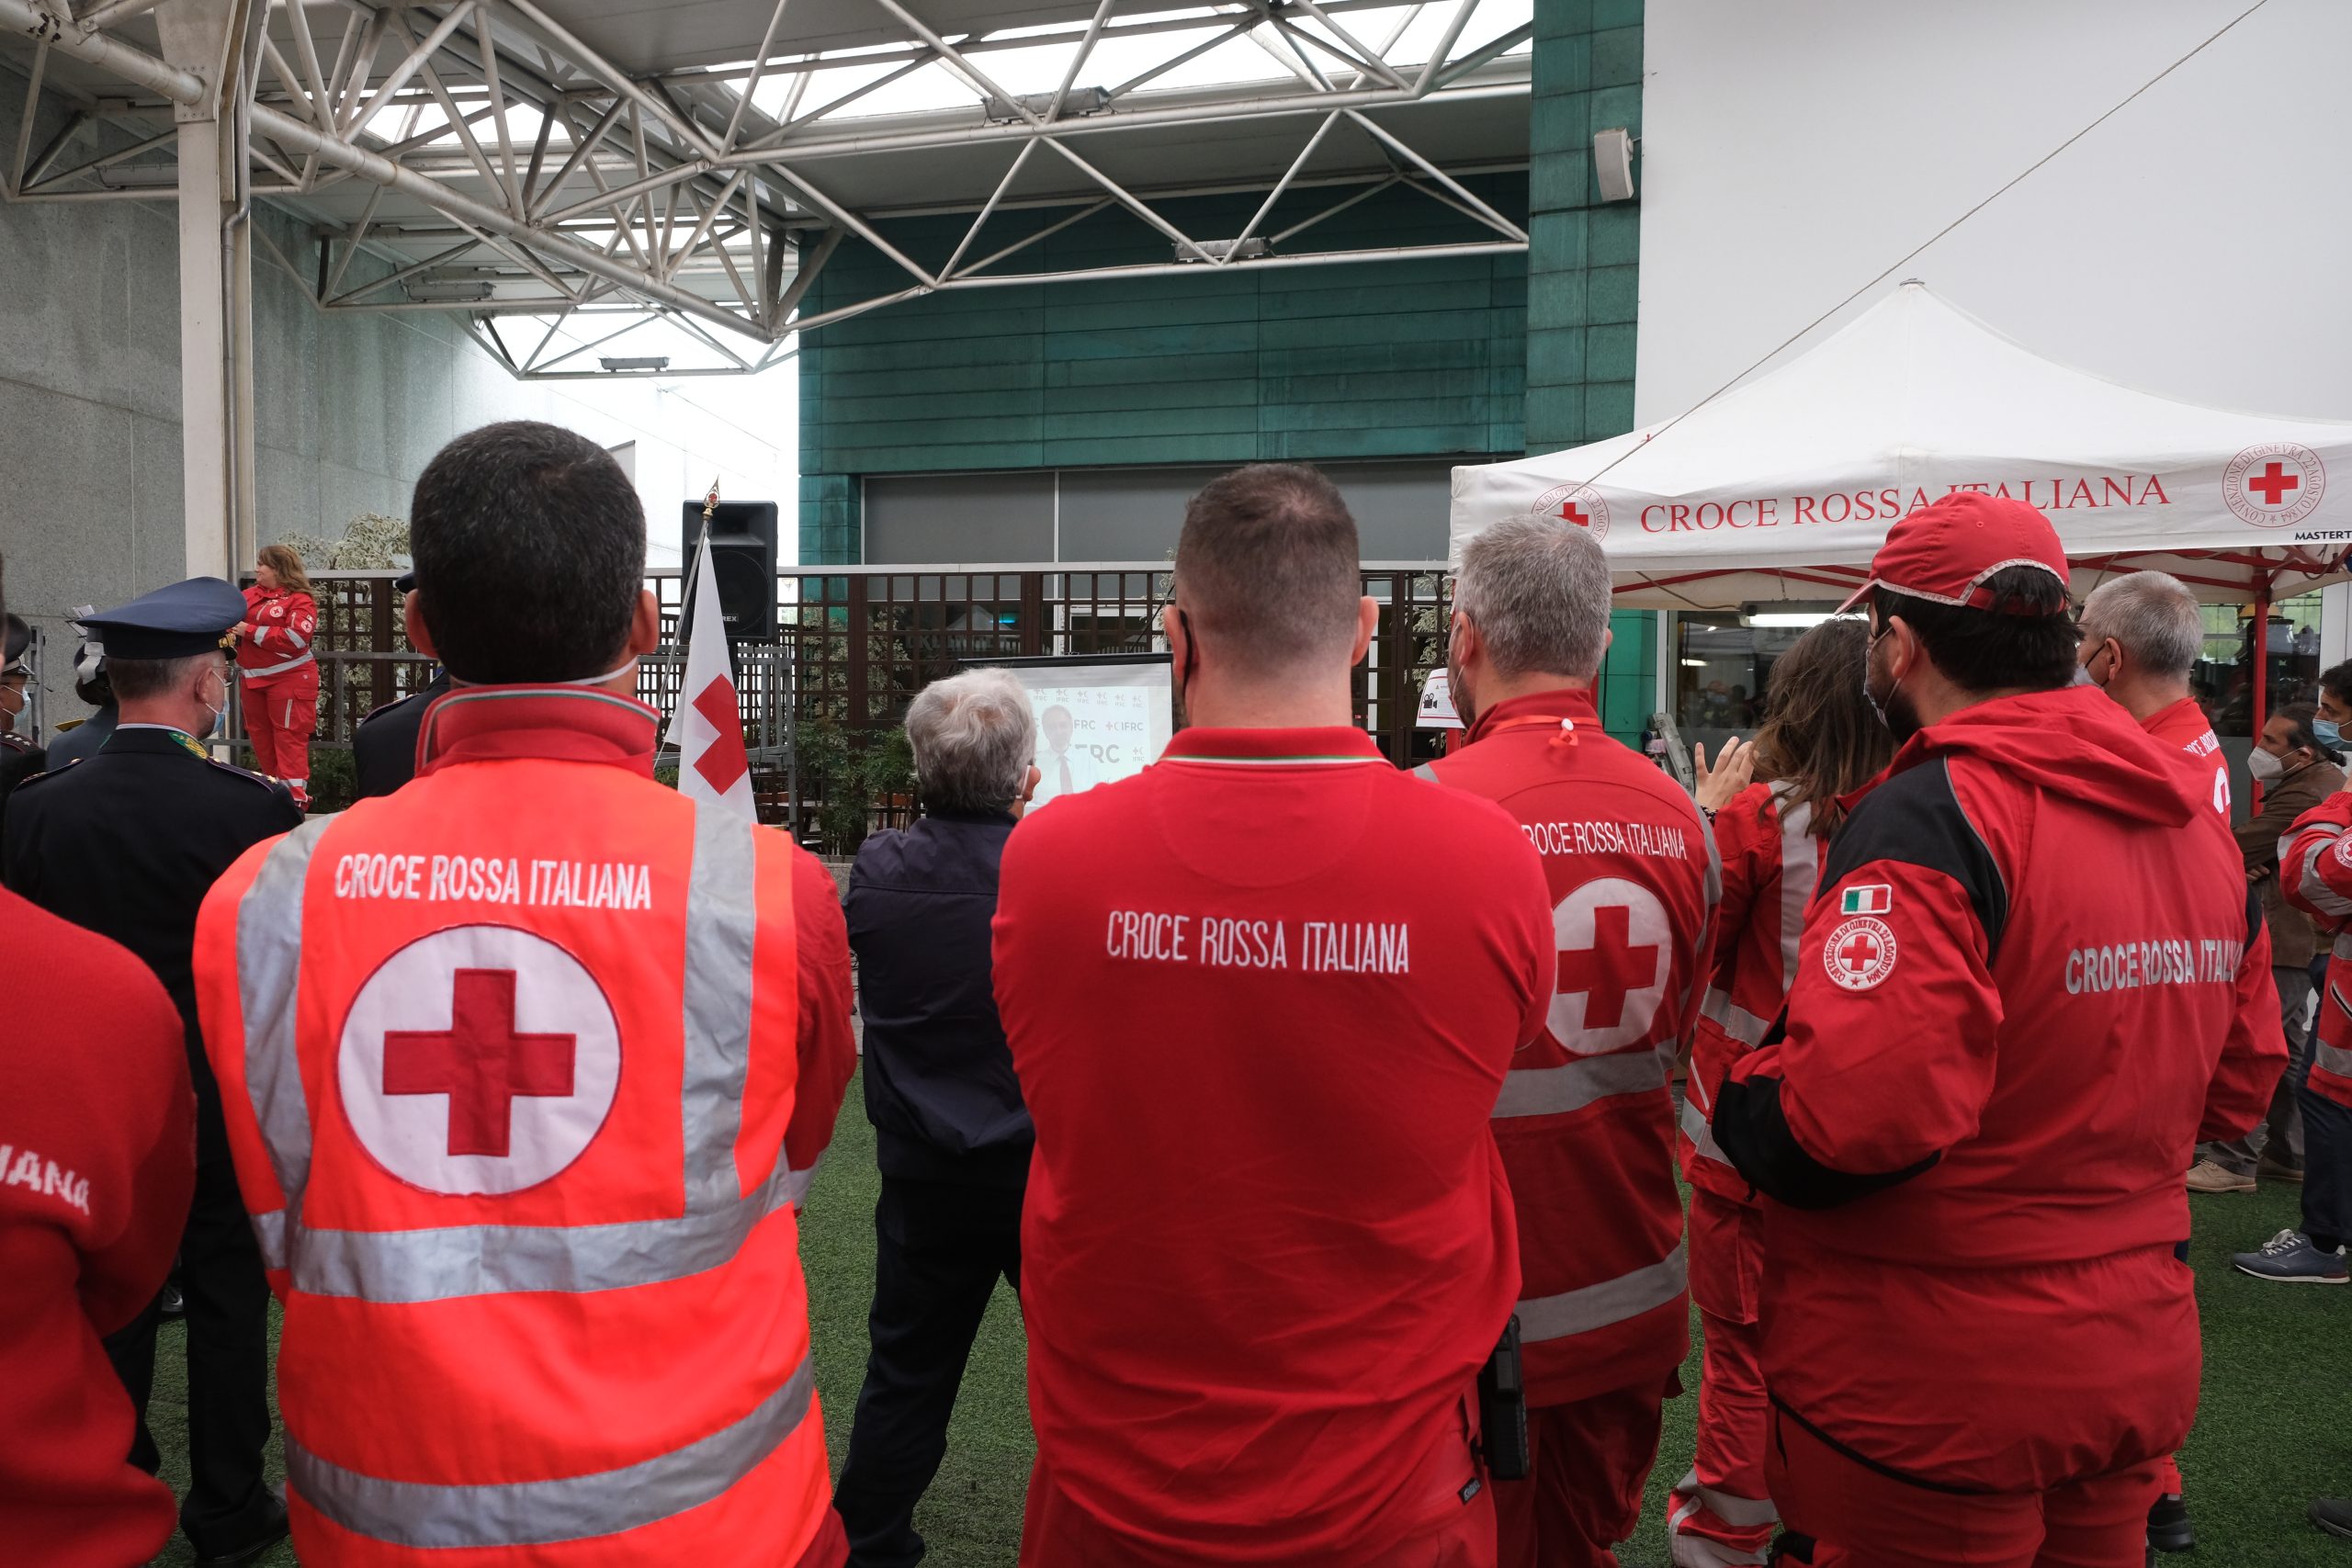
top-left (1451, 282), bottom-right (2352, 609)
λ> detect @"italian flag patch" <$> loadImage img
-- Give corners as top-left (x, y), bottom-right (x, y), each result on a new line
top-left (1841, 884), bottom-right (1893, 916)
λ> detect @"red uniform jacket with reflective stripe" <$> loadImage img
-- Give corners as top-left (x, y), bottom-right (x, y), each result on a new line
top-left (1714, 685), bottom-right (2283, 1493)
top-left (1679, 780), bottom-right (1817, 1207)
top-left (1426, 690), bottom-right (1717, 1406)
top-left (2143, 695), bottom-right (2231, 819)
top-left (994, 725), bottom-right (1551, 1567)
top-left (2281, 794), bottom-right (2352, 1109)
top-left (237, 585), bottom-right (318, 682)
top-left (193, 687), bottom-right (854, 1568)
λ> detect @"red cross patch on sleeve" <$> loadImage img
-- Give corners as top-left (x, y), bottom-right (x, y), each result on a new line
top-left (1824, 916), bottom-right (1898, 991)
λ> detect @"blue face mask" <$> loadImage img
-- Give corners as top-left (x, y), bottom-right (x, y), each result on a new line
top-left (2318, 718), bottom-right (2344, 750)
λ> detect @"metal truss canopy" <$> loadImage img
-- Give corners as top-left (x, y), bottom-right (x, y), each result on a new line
top-left (3, 0), bottom-right (1530, 376)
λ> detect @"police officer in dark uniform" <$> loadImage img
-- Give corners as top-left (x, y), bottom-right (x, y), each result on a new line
top-left (351, 570), bottom-right (450, 799)
top-left (1, 577), bottom-right (297, 1567)
top-left (0, 614), bottom-right (45, 842)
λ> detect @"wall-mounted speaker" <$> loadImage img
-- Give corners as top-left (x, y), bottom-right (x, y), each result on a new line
top-left (682, 500), bottom-right (779, 642)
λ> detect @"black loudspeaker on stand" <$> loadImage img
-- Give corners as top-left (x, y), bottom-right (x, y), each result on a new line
top-left (682, 500), bottom-right (779, 642)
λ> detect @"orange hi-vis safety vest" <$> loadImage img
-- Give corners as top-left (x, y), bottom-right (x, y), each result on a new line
top-left (193, 685), bottom-right (848, 1568)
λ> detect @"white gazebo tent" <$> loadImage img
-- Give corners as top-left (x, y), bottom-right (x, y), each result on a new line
top-left (1451, 280), bottom-right (2352, 739)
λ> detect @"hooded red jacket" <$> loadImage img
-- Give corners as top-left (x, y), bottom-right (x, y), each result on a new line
top-left (1714, 685), bottom-right (2282, 1492)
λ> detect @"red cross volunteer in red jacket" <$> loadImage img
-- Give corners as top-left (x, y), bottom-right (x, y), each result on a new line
top-left (994, 464), bottom-right (1554, 1568)
top-left (1668, 618), bottom-right (1890, 1568)
top-left (236, 543), bottom-right (322, 807)
top-left (192, 423), bottom-right (857, 1568)
top-left (1420, 516), bottom-right (1715, 1568)
top-left (1712, 495), bottom-right (2285, 1568)
top-left (2075, 571), bottom-right (2230, 821)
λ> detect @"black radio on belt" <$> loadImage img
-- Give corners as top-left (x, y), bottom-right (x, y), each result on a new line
top-left (1477, 1314), bottom-right (1529, 1482)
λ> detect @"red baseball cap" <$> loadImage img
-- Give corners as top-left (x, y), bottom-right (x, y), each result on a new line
top-left (1834, 491), bottom-right (2070, 615)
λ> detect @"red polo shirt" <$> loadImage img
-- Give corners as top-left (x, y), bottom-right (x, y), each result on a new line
top-left (994, 724), bottom-right (1553, 1565)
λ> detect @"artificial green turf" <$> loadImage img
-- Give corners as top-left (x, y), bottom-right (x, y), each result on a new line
top-left (148, 1080), bottom-right (2351, 1565)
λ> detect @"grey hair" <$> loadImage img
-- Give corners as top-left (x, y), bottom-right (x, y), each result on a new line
top-left (906, 668), bottom-right (1037, 813)
top-left (1453, 516), bottom-right (1613, 680)
top-left (2080, 571), bottom-right (2202, 681)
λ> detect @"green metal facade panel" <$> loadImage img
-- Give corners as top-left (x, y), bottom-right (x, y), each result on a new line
top-left (1598, 609), bottom-right (1655, 746)
top-left (1525, 1), bottom-right (1642, 456)
top-left (796, 177), bottom-right (1529, 563)
top-left (1528, 3), bottom-right (1654, 729)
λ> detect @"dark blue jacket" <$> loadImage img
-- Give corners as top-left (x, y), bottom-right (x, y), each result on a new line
top-left (846, 808), bottom-right (1033, 1188)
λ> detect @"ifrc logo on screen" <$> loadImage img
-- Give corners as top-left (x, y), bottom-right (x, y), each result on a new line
top-left (1532, 482), bottom-right (1611, 542)
top-left (337, 924), bottom-right (623, 1196)
top-left (1824, 917), bottom-right (1897, 991)
top-left (2225, 443), bottom-right (2325, 529)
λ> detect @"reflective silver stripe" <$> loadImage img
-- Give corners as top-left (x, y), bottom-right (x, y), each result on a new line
top-left (244, 648), bottom-right (315, 678)
top-left (235, 815), bottom-right (340, 1262)
top-left (1771, 784), bottom-right (1817, 985)
top-left (288, 1354), bottom-right (817, 1549)
top-left (1518, 1240), bottom-right (1687, 1343)
top-left (782, 1154), bottom-right (821, 1209)
top-left (1700, 987), bottom-right (1772, 1047)
top-left (291, 1161), bottom-right (797, 1303)
top-left (1668, 1473), bottom-right (1776, 1566)
top-left (1410, 761), bottom-right (1440, 783)
top-left (1493, 1045), bottom-right (1671, 1119)
top-left (1679, 1091), bottom-right (1733, 1167)
top-left (2320, 990), bottom-right (2352, 1080)
top-left (2295, 830), bottom-right (2352, 919)
top-left (1695, 1480), bottom-right (1779, 1529)
top-left (251, 1208), bottom-right (288, 1273)
top-left (681, 805), bottom-right (761, 1208)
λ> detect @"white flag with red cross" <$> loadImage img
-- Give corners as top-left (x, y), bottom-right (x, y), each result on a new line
top-left (663, 527), bottom-right (756, 820)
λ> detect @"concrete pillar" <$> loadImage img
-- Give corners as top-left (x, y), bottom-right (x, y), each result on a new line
top-left (154, 0), bottom-right (258, 581)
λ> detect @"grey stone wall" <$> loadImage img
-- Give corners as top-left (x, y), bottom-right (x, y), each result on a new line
top-left (0, 63), bottom-right (556, 722)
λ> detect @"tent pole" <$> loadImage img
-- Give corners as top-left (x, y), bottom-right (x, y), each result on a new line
top-left (2251, 584), bottom-right (2271, 813)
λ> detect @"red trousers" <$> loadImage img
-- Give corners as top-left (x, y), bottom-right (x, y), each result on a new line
top-left (242, 667), bottom-right (318, 786)
top-left (1670, 1190), bottom-right (1776, 1566)
top-left (1770, 1405), bottom-right (2160, 1568)
top-left (1495, 1381), bottom-right (1668, 1568)
top-left (1020, 1417), bottom-right (1495, 1568)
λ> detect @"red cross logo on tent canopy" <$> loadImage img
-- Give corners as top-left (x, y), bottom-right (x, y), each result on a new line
top-left (339, 925), bottom-right (623, 1195)
top-left (2223, 442), bottom-right (2326, 529)
top-left (1532, 481), bottom-right (1611, 543)
top-left (1823, 916), bottom-right (1898, 992)
top-left (1548, 877), bottom-right (1671, 1053)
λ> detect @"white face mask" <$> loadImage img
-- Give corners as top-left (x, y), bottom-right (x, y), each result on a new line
top-left (198, 668), bottom-right (229, 740)
top-left (2248, 748), bottom-right (2285, 784)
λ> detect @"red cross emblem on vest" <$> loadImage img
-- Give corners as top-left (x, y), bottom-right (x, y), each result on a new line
top-left (383, 970), bottom-right (578, 1157)
top-left (1548, 877), bottom-right (1673, 1054)
top-left (339, 924), bottom-right (624, 1196)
